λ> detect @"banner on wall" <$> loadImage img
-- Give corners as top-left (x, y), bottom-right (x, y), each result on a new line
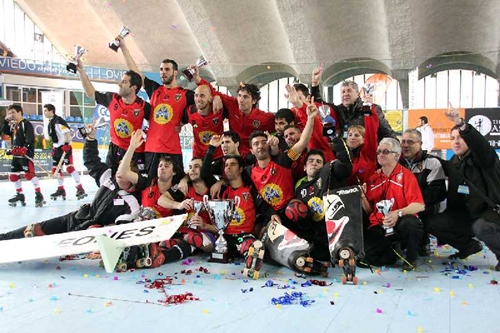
top-left (383, 110), bottom-right (403, 133)
top-left (408, 109), bottom-right (465, 150)
top-left (362, 74), bottom-right (392, 106)
top-left (464, 108), bottom-right (500, 148)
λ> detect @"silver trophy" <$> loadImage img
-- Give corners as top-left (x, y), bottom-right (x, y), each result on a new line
top-left (318, 103), bottom-right (336, 137)
top-left (66, 45), bottom-right (87, 74)
top-left (361, 83), bottom-right (375, 114)
top-left (78, 116), bottom-right (109, 138)
top-left (182, 56), bottom-right (209, 81)
top-left (187, 199), bottom-right (205, 230)
top-left (109, 26), bottom-right (131, 52)
top-left (203, 195), bottom-right (240, 263)
top-left (376, 198), bottom-right (395, 236)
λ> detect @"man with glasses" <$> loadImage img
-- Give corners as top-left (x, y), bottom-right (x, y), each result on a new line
top-left (361, 138), bottom-right (425, 270)
top-left (400, 129), bottom-right (447, 256)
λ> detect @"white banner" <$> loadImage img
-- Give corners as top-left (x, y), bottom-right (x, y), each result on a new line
top-left (41, 91), bottom-right (64, 139)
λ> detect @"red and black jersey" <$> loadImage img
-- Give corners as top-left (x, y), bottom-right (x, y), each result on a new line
top-left (198, 79), bottom-right (275, 158)
top-left (366, 164), bottom-right (424, 228)
top-left (1, 118), bottom-right (35, 157)
top-left (141, 179), bottom-right (183, 218)
top-left (292, 103), bottom-right (335, 162)
top-left (291, 151), bottom-right (307, 183)
top-left (221, 185), bottom-right (256, 235)
top-left (182, 105), bottom-right (225, 159)
top-left (347, 105), bottom-right (379, 186)
top-left (144, 77), bottom-right (195, 154)
top-left (95, 92), bottom-right (150, 152)
top-left (246, 153), bottom-right (295, 211)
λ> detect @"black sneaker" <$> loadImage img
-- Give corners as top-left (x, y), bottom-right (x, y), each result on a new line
top-left (448, 240), bottom-right (483, 259)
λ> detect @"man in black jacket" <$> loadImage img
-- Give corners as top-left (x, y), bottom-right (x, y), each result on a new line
top-left (2, 104), bottom-right (45, 207)
top-left (428, 107), bottom-right (500, 270)
top-left (400, 129), bottom-right (447, 255)
top-left (0, 124), bottom-right (148, 240)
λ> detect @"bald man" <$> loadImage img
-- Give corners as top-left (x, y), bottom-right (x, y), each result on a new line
top-left (182, 85), bottom-right (226, 160)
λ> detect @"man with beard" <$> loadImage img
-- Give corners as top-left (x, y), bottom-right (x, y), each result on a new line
top-left (118, 36), bottom-right (194, 179)
top-left (77, 59), bottom-right (149, 173)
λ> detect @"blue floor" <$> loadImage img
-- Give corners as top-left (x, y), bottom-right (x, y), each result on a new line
top-left (0, 176), bottom-right (499, 333)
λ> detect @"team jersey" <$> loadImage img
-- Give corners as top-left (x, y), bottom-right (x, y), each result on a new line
top-left (182, 105), bottom-right (225, 159)
top-left (95, 92), bottom-right (150, 152)
top-left (141, 180), bottom-right (183, 218)
top-left (292, 103), bottom-right (335, 162)
top-left (144, 77), bottom-right (195, 154)
top-left (221, 184), bottom-right (256, 235)
top-left (198, 79), bottom-right (275, 158)
top-left (366, 164), bottom-right (424, 228)
top-left (46, 115), bottom-right (70, 147)
top-left (246, 152), bottom-right (295, 211)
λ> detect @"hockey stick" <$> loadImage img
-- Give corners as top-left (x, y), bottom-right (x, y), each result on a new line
top-left (14, 155), bottom-right (53, 178)
top-left (53, 151), bottom-right (67, 177)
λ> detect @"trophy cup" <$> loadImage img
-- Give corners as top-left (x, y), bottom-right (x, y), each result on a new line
top-left (78, 116), bottom-right (109, 138)
top-left (203, 195), bottom-right (240, 263)
top-left (318, 103), bottom-right (336, 137)
top-left (361, 83), bottom-right (375, 115)
top-left (182, 56), bottom-right (209, 81)
top-left (109, 26), bottom-right (131, 52)
top-left (187, 200), bottom-right (205, 230)
top-left (376, 198), bottom-right (395, 236)
top-left (66, 46), bottom-right (87, 74)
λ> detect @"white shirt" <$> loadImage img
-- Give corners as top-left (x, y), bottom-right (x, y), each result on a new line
top-left (417, 123), bottom-right (434, 152)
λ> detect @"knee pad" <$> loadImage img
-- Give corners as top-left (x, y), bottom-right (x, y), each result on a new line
top-left (24, 172), bottom-right (35, 181)
top-left (238, 236), bottom-right (256, 256)
top-left (162, 239), bottom-right (179, 249)
top-left (184, 231), bottom-right (204, 248)
top-left (9, 174), bottom-right (20, 182)
top-left (66, 165), bottom-right (75, 174)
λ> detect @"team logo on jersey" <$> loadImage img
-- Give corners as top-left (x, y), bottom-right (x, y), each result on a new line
top-left (154, 103), bottom-right (174, 125)
top-left (114, 118), bottom-right (133, 138)
top-left (270, 167), bottom-right (276, 175)
top-left (175, 93), bottom-right (182, 101)
top-left (212, 118), bottom-right (219, 125)
top-left (230, 207), bottom-right (246, 226)
top-left (260, 183), bottom-right (283, 208)
top-left (199, 130), bottom-right (216, 145)
top-left (133, 109), bottom-right (141, 117)
top-left (307, 197), bottom-right (324, 221)
top-left (253, 120), bottom-right (261, 129)
top-left (242, 192), bottom-right (250, 201)
top-left (396, 172), bottom-right (403, 183)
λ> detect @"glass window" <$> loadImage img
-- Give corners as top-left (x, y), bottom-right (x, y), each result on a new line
top-left (83, 94), bottom-right (95, 106)
top-left (448, 70), bottom-right (461, 108)
top-left (70, 106), bottom-right (84, 117)
top-left (6, 86), bottom-right (21, 101)
top-left (69, 91), bottom-right (83, 105)
top-left (22, 87), bottom-right (37, 103)
top-left (460, 70), bottom-right (473, 108)
top-left (22, 103), bottom-right (36, 116)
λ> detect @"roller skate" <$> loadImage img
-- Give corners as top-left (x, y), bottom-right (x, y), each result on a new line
top-left (337, 247), bottom-right (358, 285)
top-left (75, 187), bottom-right (87, 200)
top-left (8, 193), bottom-right (26, 207)
top-left (24, 223), bottom-right (45, 238)
top-left (294, 255), bottom-right (330, 277)
top-left (50, 188), bottom-right (66, 201)
top-left (135, 243), bottom-right (165, 268)
top-left (243, 240), bottom-right (265, 279)
top-left (115, 246), bottom-right (142, 271)
top-left (35, 192), bottom-right (45, 207)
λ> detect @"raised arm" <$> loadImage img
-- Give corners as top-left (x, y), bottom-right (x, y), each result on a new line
top-left (117, 36), bottom-right (144, 82)
top-left (116, 130), bottom-right (144, 185)
top-left (76, 59), bottom-right (96, 99)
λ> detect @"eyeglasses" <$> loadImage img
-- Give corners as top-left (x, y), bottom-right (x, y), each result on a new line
top-left (401, 139), bottom-right (421, 145)
top-left (376, 149), bottom-right (397, 155)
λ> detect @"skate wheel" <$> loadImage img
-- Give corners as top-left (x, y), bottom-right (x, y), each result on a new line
top-left (303, 267), bottom-right (312, 273)
top-left (349, 259), bottom-right (356, 267)
top-left (258, 249), bottom-right (265, 259)
top-left (295, 257), bottom-right (306, 267)
top-left (136, 259), bottom-right (145, 268)
top-left (248, 247), bottom-right (254, 257)
top-left (252, 271), bottom-right (259, 280)
top-left (321, 271), bottom-right (328, 278)
top-left (338, 260), bottom-right (344, 268)
top-left (144, 257), bottom-right (152, 267)
top-left (117, 263), bottom-right (127, 271)
top-left (51, 197), bottom-right (56, 201)
top-left (62, 197), bottom-right (66, 201)
top-left (339, 248), bottom-right (351, 260)
top-left (9, 203), bottom-right (16, 207)
top-left (305, 257), bottom-right (314, 263)
top-left (24, 232), bottom-right (33, 238)
top-left (341, 276), bottom-right (347, 284)
top-left (352, 276), bottom-right (359, 285)
top-left (242, 268), bottom-right (249, 276)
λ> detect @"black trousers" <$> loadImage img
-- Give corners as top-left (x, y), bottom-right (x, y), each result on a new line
top-left (0, 212), bottom-right (75, 241)
top-left (364, 215), bottom-right (423, 266)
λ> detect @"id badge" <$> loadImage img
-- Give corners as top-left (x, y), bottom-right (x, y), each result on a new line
top-left (458, 185), bottom-right (470, 195)
top-left (113, 198), bottom-right (125, 205)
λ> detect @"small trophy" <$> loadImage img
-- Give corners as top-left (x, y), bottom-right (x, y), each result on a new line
top-left (187, 200), bottom-right (205, 230)
top-left (66, 45), bottom-right (87, 74)
top-left (77, 116), bottom-right (109, 138)
top-left (318, 103), bottom-right (336, 137)
top-left (376, 198), bottom-right (395, 236)
top-left (361, 83), bottom-right (375, 115)
top-left (109, 26), bottom-right (131, 52)
top-left (182, 56), bottom-right (209, 81)
top-left (203, 195), bottom-right (240, 263)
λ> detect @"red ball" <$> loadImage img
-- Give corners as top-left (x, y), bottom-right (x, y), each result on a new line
top-left (285, 200), bottom-right (309, 223)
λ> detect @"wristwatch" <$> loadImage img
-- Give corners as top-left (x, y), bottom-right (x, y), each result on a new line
top-left (398, 210), bottom-right (403, 218)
